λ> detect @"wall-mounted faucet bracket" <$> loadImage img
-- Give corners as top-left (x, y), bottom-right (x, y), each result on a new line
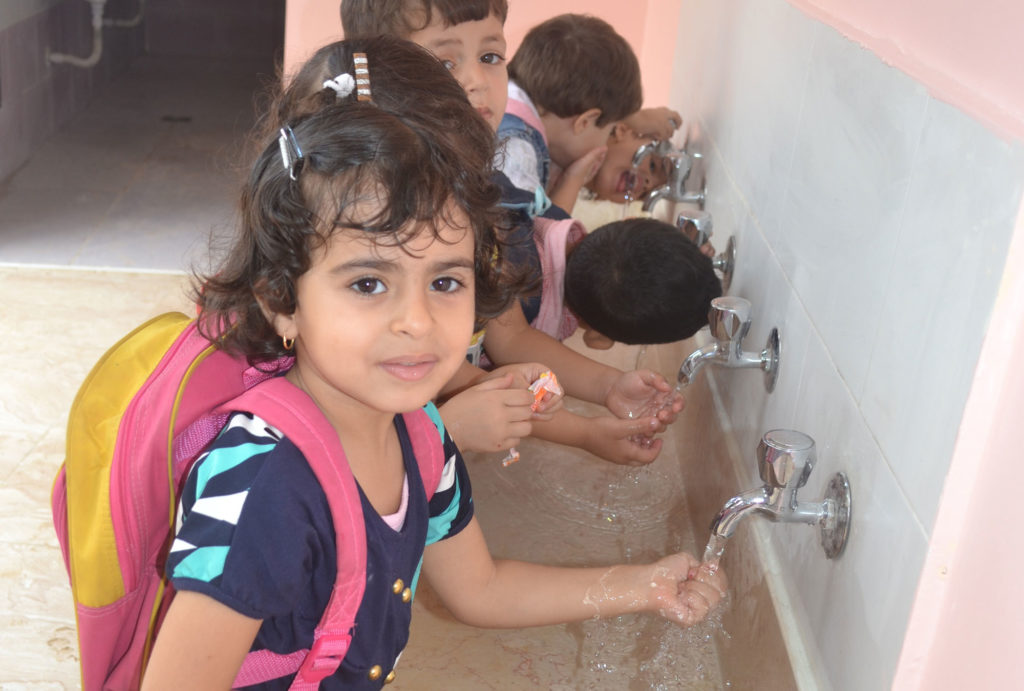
top-left (713, 236), bottom-right (737, 292)
top-left (820, 472), bottom-right (852, 559)
top-left (676, 210), bottom-right (736, 291)
top-left (763, 327), bottom-right (781, 393)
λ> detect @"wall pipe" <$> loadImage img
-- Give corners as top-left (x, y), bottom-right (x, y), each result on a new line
top-left (48, 0), bottom-right (107, 68)
top-left (48, 0), bottom-right (145, 68)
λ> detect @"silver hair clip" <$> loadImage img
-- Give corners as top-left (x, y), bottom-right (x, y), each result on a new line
top-left (278, 126), bottom-right (303, 181)
top-left (353, 52), bottom-right (372, 102)
top-left (323, 73), bottom-right (355, 99)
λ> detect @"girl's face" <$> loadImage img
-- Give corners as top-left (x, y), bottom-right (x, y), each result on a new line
top-left (588, 125), bottom-right (669, 203)
top-left (272, 208), bottom-right (476, 422)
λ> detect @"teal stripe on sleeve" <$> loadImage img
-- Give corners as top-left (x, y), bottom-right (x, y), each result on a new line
top-left (195, 442), bottom-right (275, 498)
top-left (425, 483), bottom-right (462, 546)
top-left (423, 402), bottom-right (446, 441)
top-left (172, 545), bottom-right (230, 582)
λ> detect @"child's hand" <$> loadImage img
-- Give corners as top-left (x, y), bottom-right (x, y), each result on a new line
top-left (564, 145), bottom-right (608, 187)
top-left (439, 374), bottom-right (536, 453)
top-left (604, 369), bottom-right (685, 429)
top-left (582, 415), bottom-right (665, 466)
top-left (646, 554), bottom-right (728, 628)
top-left (700, 241), bottom-right (716, 258)
top-left (482, 363), bottom-right (564, 419)
top-left (624, 107), bottom-right (683, 141)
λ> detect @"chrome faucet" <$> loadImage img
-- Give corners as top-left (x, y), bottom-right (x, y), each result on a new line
top-left (709, 429), bottom-right (851, 559)
top-left (638, 143), bottom-right (706, 213)
top-left (677, 296), bottom-right (780, 392)
top-left (675, 209), bottom-right (737, 291)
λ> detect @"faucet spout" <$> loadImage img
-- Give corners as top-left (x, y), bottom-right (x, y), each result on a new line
top-left (677, 342), bottom-right (723, 387)
top-left (709, 486), bottom-right (772, 539)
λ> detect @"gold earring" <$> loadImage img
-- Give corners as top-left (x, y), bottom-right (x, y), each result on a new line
top-left (282, 336), bottom-right (295, 351)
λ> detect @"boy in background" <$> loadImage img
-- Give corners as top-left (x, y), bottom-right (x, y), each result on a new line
top-left (497, 13), bottom-right (643, 214)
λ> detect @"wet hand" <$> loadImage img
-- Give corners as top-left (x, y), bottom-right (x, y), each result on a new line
top-left (647, 554), bottom-right (728, 628)
top-left (583, 415), bottom-right (665, 466)
top-left (604, 369), bottom-right (685, 429)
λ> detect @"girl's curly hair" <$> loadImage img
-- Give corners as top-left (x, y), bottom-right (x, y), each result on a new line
top-left (197, 36), bottom-right (530, 363)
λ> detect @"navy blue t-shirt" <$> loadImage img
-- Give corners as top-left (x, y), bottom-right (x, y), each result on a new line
top-left (166, 405), bottom-right (473, 689)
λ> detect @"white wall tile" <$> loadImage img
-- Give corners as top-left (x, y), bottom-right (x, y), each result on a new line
top-left (784, 331), bottom-right (928, 691)
top-left (861, 99), bottom-right (1024, 529)
top-left (777, 28), bottom-right (930, 397)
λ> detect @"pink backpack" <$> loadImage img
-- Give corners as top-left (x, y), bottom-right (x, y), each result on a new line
top-left (51, 312), bottom-right (445, 689)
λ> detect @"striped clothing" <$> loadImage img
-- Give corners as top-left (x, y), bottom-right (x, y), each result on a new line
top-left (167, 406), bottom-right (473, 689)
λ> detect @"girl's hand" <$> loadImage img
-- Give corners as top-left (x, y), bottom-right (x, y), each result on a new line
top-left (439, 374), bottom-right (536, 453)
top-left (582, 415), bottom-right (664, 466)
top-left (646, 554), bottom-right (728, 628)
top-left (604, 369), bottom-right (685, 429)
top-left (481, 363), bottom-right (565, 418)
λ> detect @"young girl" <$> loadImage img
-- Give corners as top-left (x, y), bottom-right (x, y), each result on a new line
top-left (141, 37), bottom-right (725, 689)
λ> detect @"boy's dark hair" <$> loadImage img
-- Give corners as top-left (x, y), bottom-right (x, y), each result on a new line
top-left (508, 14), bottom-right (642, 126)
top-left (564, 218), bottom-right (722, 345)
top-left (340, 0), bottom-right (508, 39)
top-left (198, 36), bottom-right (526, 363)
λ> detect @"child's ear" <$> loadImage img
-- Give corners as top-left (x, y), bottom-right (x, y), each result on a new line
top-left (608, 122), bottom-right (628, 143)
top-left (582, 327), bottom-right (615, 350)
top-left (255, 282), bottom-right (298, 342)
top-left (572, 108), bottom-right (603, 135)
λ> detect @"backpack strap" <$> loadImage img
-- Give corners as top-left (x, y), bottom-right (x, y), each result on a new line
top-left (219, 377), bottom-right (446, 688)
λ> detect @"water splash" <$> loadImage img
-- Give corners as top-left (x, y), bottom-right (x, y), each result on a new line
top-left (621, 168), bottom-right (638, 219)
top-left (702, 534), bottom-right (729, 575)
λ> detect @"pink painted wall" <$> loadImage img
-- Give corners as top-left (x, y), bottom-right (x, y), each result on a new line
top-left (282, 0), bottom-right (680, 107)
top-left (788, 0), bottom-right (1024, 141)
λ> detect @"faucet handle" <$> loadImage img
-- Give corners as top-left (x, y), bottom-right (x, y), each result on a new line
top-left (757, 429), bottom-right (815, 490)
top-left (708, 296), bottom-right (751, 343)
top-left (676, 209), bottom-right (713, 247)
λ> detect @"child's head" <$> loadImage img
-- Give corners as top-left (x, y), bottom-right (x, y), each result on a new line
top-left (341, 0), bottom-right (510, 131)
top-left (587, 125), bottom-right (669, 203)
top-left (564, 218), bottom-right (722, 348)
top-left (508, 14), bottom-right (642, 166)
top-left (199, 37), bottom-right (524, 398)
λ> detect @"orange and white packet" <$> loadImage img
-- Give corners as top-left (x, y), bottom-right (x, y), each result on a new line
top-left (502, 370), bottom-right (562, 467)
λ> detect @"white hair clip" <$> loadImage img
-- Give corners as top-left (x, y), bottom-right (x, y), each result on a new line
top-left (323, 73), bottom-right (356, 99)
top-left (278, 125), bottom-right (303, 181)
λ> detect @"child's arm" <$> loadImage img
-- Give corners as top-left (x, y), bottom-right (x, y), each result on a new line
top-left (423, 516), bottom-right (726, 628)
top-left (484, 303), bottom-right (683, 426)
top-left (141, 591), bottom-right (262, 690)
top-left (530, 410), bottom-right (665, 466)
top-left (548, 145), bottom-right (607, 213)
top-left (623, 107), bottom-right (682, 141)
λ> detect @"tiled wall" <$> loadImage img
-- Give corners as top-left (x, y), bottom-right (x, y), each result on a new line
top-left (0, 0), bottom-right (143, 181)
top-left (668, 0), bottom-right (1024, 688)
